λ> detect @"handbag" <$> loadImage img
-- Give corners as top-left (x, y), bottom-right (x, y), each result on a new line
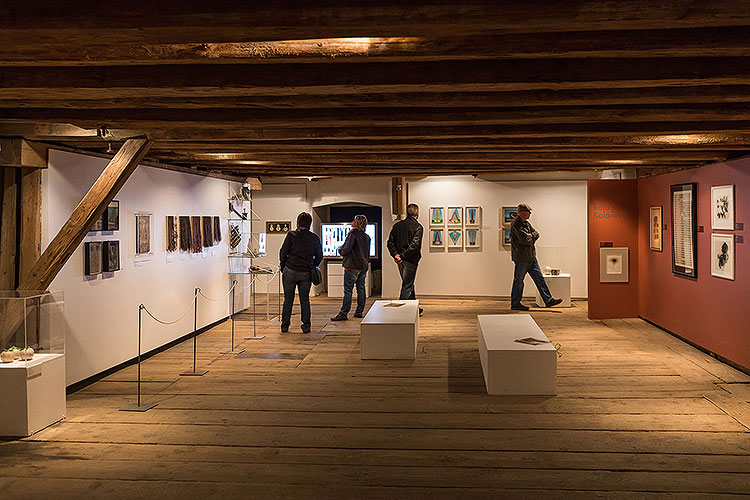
top-left (310, 265), bottom-right (322, 285)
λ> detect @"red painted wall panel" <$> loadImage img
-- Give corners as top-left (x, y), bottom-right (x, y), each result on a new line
top-left (587, 180), bottom-right (639, 319)
top-left (638, 158), bottom-right (750, 371)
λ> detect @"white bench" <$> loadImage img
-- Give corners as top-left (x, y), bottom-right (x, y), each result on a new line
top-left (535, 273), bottom-right (572, 307)
top-left (477, 314), bottom-right (557, 395)
top-left (360, 300), bottom-right (419, 359)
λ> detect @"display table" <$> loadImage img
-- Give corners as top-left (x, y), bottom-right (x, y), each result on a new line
top-left (327, 262), bottom-right (372, 298)
top-left (534, 273), bottom-right (572, 307)
top-left (0, 353), bottom-right (66, 436)
top-left (477, 314), bottom-right (556, 395)
top-left (360, 300), bottom-right (419, 359)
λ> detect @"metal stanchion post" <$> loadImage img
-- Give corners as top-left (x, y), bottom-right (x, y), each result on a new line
top-left (221, 281), bottom-right (245, 354)
top-left (181, 288), bottom-right (208, 376)
top-left (121, 304), bottom-right (157, 412)
top-left (244, 275), bottom-right (265, 340)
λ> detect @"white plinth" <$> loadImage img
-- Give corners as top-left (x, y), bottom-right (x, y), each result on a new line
top-left (0, 353), bottom-right (66, 436)
top-left (535, 273), bottom-right (572, 307)
top-left (477, 315), bottom-right (556, 395)
top-left (361, 300), bottom-right (419, 359)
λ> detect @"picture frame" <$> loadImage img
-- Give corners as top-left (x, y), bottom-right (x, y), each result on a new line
top-left (447, 206), bottom-right (463, 226)
top-left (711, 185), bottom-right (735, 230)
top-left (649, 206), bottom-right (663, 251)
top-left (599, 247), bottom-right (629, 283)
top-left (447, 228), bottom-right (463, 248)
top-left (103, 240), bottom-right (120, 272)
top-left (429, 228), bottom-right (445, 248)
top-left (135, 212), bottom-right (153, 256)
top-left (671, 183), bottom-right (697, 278)
top-left (429, 207), bottom-right (445, 226)
top-left (465, 228), bottom-right (481, 249)
top-left (464, 206), bottom-right (481, 227)
top-left (711, 233), bottom-right (734, 280)
top-left (104, 200), bottom-right (119, 231)
top-left (89, 215), bottom-right (104, 233)
top-left (501, 206), bottom-right (518, 227)
top-left (84, 241), bottom-right (103, 275)
top-left (502, 228), bottom-right (511, 247)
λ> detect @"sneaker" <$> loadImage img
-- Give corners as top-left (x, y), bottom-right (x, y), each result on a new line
top-left (353, 312), bottom-right (364, 318)
top-left (330, 314), bottom-right (347, 321)
top-left (281, 326), bottom-right (289, 333)
top-left (419, 308), bottom-right (424, 316)
top-left (546, 298), bottom-right (563, 308)
top-left (510, 303), bottom-right (530, 311)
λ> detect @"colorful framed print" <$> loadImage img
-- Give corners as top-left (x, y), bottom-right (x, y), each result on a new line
top-left (465, 228), bottom-right (481, 249)
top-left (103, 240), bottom-right (120, 272)
top-left (429, 207), bottom-right (445, 226)
top-left (447, 206), bottom-right (463, 226)
top-left (599, 247), bottom-right (629, 283)
top-left (711, 185), bottom-right (734, 230)
top-left (104, 200), bottom-right (119, 231)
top-left (465, 206), bottom-right (481, 227)
top-left (502, 228), bottom-right (511, 247)
top-left (84, 241), bottom-right (103, 275)
top-left (711, 233), bottom-right (734, 280)
top-left (135, 212), bottom-right (153, 256)
top-left (649, 206), bottom-right (662, 251)
top-left (671, 183), bottom-right (697, 278)
top-left (501, 206), bottom-right (518, 227)
top-left (447, 228), bottom-right (463, 248)
top-left (430, 228), bottom-right (445, 248)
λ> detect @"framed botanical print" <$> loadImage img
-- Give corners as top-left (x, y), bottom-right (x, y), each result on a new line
top-left (649, 206), bottom-right (663, 251)
top-left (711, 233), bottom-right (734, 280)
top-left (711, 185), bottom-right (734, 230)
top-left (430, 228), bottom-right (445, 248)
top-left (429, 207), bottom-right (445, 226)
top-left (447, 228), bottom-right (463, 248)
top-left (465, 228), bottom-right (481, 249)
top-left (464, 206), bottom-right (481, 227)
top-left (447, 206), bottom-right (463, 226)
top-left (671, 183), bottom-right (697, 278)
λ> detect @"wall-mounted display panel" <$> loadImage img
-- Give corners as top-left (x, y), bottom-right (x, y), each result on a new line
top-left (711, 185), bottom-right (735, 230)
top-left (671, 183), bottom-right (697, 278)
top-left (465, 229), bottom-right (481, 249)
top-left (447, 206), bottom-right (463, 226)
top-left (429, 207), bottom-right (444, 226)
top-left (447, 228), bottom-right (463, 248)
top-left (501, 206), bottom-right (518, 227)
top-left (649, 206), bottom-right (663, 251)
top-left (711, 233), bottom-right (734, 280)
top-left (321, 223), bottom-right (377, 257)
top-left (430, 228), bottom-right (445, 248)
top-left (465, 206), bottom-right (481, 227)
top-left (599, 247), bottom-right (629, 283)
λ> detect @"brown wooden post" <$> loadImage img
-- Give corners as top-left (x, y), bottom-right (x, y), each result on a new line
top-left (0, 167), bottom-right (19, 290)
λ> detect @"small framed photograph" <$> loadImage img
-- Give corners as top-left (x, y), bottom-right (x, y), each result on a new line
top-left (447, 206), bottom-right (463, 226)
top-left (429, 228), bottom-right (445, 248)
top-left (502, 228), bottom-right (511, 247)
top-left (599, 247), bottom-right (629, 283)
top-left (501, 206), bottom-right (518, 227)
top-left (84, 241), bottom-right (103, 275)
top-left (711, 233), bottom-right (734, 280)
top-left (447, 228), bottom-right (463, 248)
top-left (429, 207), bottom-right (445, 226)
top-left (711, 185), bottom-right (734, 230)
top-left (465, 228), bottom-right (481, 249)
top-left (104, 200), bottom-right (119, 231)
top-left (649, 206), bottom-right (663, 251)
top-left (103, 240), bottom-right (120, 272)
top-left (464, 206), bottom-right (481, 227)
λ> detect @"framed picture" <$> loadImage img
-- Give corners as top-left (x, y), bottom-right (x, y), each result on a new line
top-left (501, 206), bottom-right (518, 227)
top-left (465, 228), bottom-right (481, 249)
top-left (201, 216), bottom-right (214, 247)
top-left (429, 228), bottom-right (445, 248)
top-left (502, 228), bottom-right (511, 247)
top-left (599, 247), bottom-right (629, 283)
top-left (266, 221), bottom-right (291, 234)
top-left (84, 241), bottom-right (103, 275)
top-left (447, 228), bottom-right (463, 248)
top-left (104, 200), bottom-right (119, 231)
top-left (166, 216), bottom-right (178, 252)
top-left (103, 240), bottom-right (120, 272)
top-left (649, 206), bottom-right (663, 251)
top-left (89, 215), bottom-right (104, 233)
top-left (190, 216), bottom-right (202, 252)
top-left (711, 185), bottom-right (735, 230)
top-left (447, 206), bottom-right (463, 226)
top-left (465, 206), bottom-right (481, 227)
top-left (178, 216), bottom-right (192, 252)
top-left (134, 212), bottom-right (153, 256)
top-left (429, 207), bottom-right (445, 226)
top-left (711, 233), bottom-right (734, 280)
top-left (671, 183), bottom-right (697, 278)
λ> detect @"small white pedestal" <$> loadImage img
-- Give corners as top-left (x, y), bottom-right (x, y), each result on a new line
top-left (477, 315), bottom-right (556, 395)
top-left (327, 262), bottom-right (371, 298)
top-left (361, 300), bottom-right (419, 359)
top-left (0, 353), bottom-right (66, 436)
top-left (535, 273), bottom-right (572, 307)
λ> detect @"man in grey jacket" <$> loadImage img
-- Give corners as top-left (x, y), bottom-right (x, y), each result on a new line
top-left (331, 215), bottom-right (371, 321)
top-left (510, 203), bottom-right (563, 311)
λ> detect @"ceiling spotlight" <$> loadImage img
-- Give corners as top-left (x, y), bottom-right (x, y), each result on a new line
top-left (106, 142), bottom-right (113, 153)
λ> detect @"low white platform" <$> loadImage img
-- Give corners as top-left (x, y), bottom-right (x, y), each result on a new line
top-left (0, 353), bottom-right (66, 436)
top-left (360, 300), bottom-right (419, 359)
top-left (535, 273), bottom-right (572, 307)
top-left (477, 314), bottom-right (557, 395)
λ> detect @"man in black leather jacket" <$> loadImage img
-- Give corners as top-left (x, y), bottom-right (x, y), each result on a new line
top-left (387, 203), bottom-right (424, 308)
top-left (331, 215), bottom-right (371, 321)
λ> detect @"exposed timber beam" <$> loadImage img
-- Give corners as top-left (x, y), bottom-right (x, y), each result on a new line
top-left (0, 138), bottom-right (47, 168)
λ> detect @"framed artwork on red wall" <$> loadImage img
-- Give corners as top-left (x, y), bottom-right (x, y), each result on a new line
top-left (649, 206), bottom-right (662, 251)
top-left (670, 183), bottom-right (697, 278)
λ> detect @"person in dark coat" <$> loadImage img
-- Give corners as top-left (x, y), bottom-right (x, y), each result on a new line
top-left (331, 215), bottom-right (371, 321)
top-left (279, 212), bottom-right (323, 333)
top-left (509, 203), bottom-right (563, 311)
top-left (387, 203), bottom-right (424, 313)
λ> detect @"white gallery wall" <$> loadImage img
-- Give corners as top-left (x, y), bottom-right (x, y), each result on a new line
top-left (43, 150), bottom-right (246, 386)
top-left (408, 177), bottom-right (589, 298)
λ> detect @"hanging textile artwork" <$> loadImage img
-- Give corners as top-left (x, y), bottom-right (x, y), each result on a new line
top-left (179, 216), bottom-right (192, 252)
top-left (202, 216), bottom-right (214, 247)
top-left (166, 216), bottom-right (178, 252)
top-left (190, 216), bottom-right (203, 252)
top-left (213, 216), bottom-right (222, 244)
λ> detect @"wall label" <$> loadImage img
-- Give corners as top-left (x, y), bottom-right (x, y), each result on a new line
top-left (599, 241), bottom-right (614, 247)
top-left (736, 222), bottom-right (744, 231)
top-left (697, 225), bottom-right (704, 233)
top-left (736, 235), bottom-right (744, 244)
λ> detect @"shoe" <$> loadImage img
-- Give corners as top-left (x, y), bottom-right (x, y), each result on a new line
top-left (419, 308), bottom-right (424, 317)
top-left (510, 303), bottom-right (530, 311)
top-left (281, 326), bottom-right (289, 333)
top-left (301, 329), bottom-right (310, 334)
top-left (546, 298), bottom-right (563, 308)
top-left (353, 312), bottom-right (364, 318)
top-left (330, 314), bottom-right (347, 321)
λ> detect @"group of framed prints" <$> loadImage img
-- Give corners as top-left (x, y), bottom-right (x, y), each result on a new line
top-left (89, 200), bottom-right (120, 232)
top-left (84, 240), bottom-right (120, 275)
top-left (168, 215), bottom-right (222, 254)
top-left (651, 183), bottom-right (736, 281)
top-left (429, 206), bottom-right (482, 250)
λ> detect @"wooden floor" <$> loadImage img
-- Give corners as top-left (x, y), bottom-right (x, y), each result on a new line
top-left (2, 297), bottom-right (750, 499)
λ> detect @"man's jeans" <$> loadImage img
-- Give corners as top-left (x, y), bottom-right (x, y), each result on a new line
top-left (282, 268), bottom-right (312, 331)
top-left (397, 261), bottom-right (418, 300)
top-left (511, 260), bottom-right (553, 306)
top-left (338, 268), bottom-right (367, 316)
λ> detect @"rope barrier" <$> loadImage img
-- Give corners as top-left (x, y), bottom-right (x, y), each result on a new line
top-left (198, 281), bottom-right (237, 302)
top-left (142, 296), bottom-right (196, 325)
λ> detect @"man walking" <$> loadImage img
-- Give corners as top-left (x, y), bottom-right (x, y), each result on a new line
top-left (387, 203), bottom-right (424, 313)
top-left (510, 203), bottom-right (563, 311)
top-left (331, 215), bottom-right (371, 321)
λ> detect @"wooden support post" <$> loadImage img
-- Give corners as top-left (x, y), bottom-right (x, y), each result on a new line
top-left (19, 168), bottom-right (42, 280)
top-left (0, 167), bottom-right (19, 290)
top-left (392, 176), bottom-right (406, 218)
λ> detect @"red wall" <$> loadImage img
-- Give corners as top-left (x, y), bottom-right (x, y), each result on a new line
top-left (587, 180), bottom-right (639, 319)
top-left (638, 158), bottom-right (750, 370)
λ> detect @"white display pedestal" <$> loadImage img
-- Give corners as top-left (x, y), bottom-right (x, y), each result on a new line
top-left (477, 315), bottom-right (556, 395)
top-left (535, 273), bottom-right (572, 307)
top-left (361, 300), bottom-right (419, 359)
top-left (327, 261), bottom-right (372, 298)
top-left (0, 353), bottom-right (66, 436)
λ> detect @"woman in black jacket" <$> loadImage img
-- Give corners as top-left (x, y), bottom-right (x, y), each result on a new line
top-left (279, 212), bottom-right (323, 333)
